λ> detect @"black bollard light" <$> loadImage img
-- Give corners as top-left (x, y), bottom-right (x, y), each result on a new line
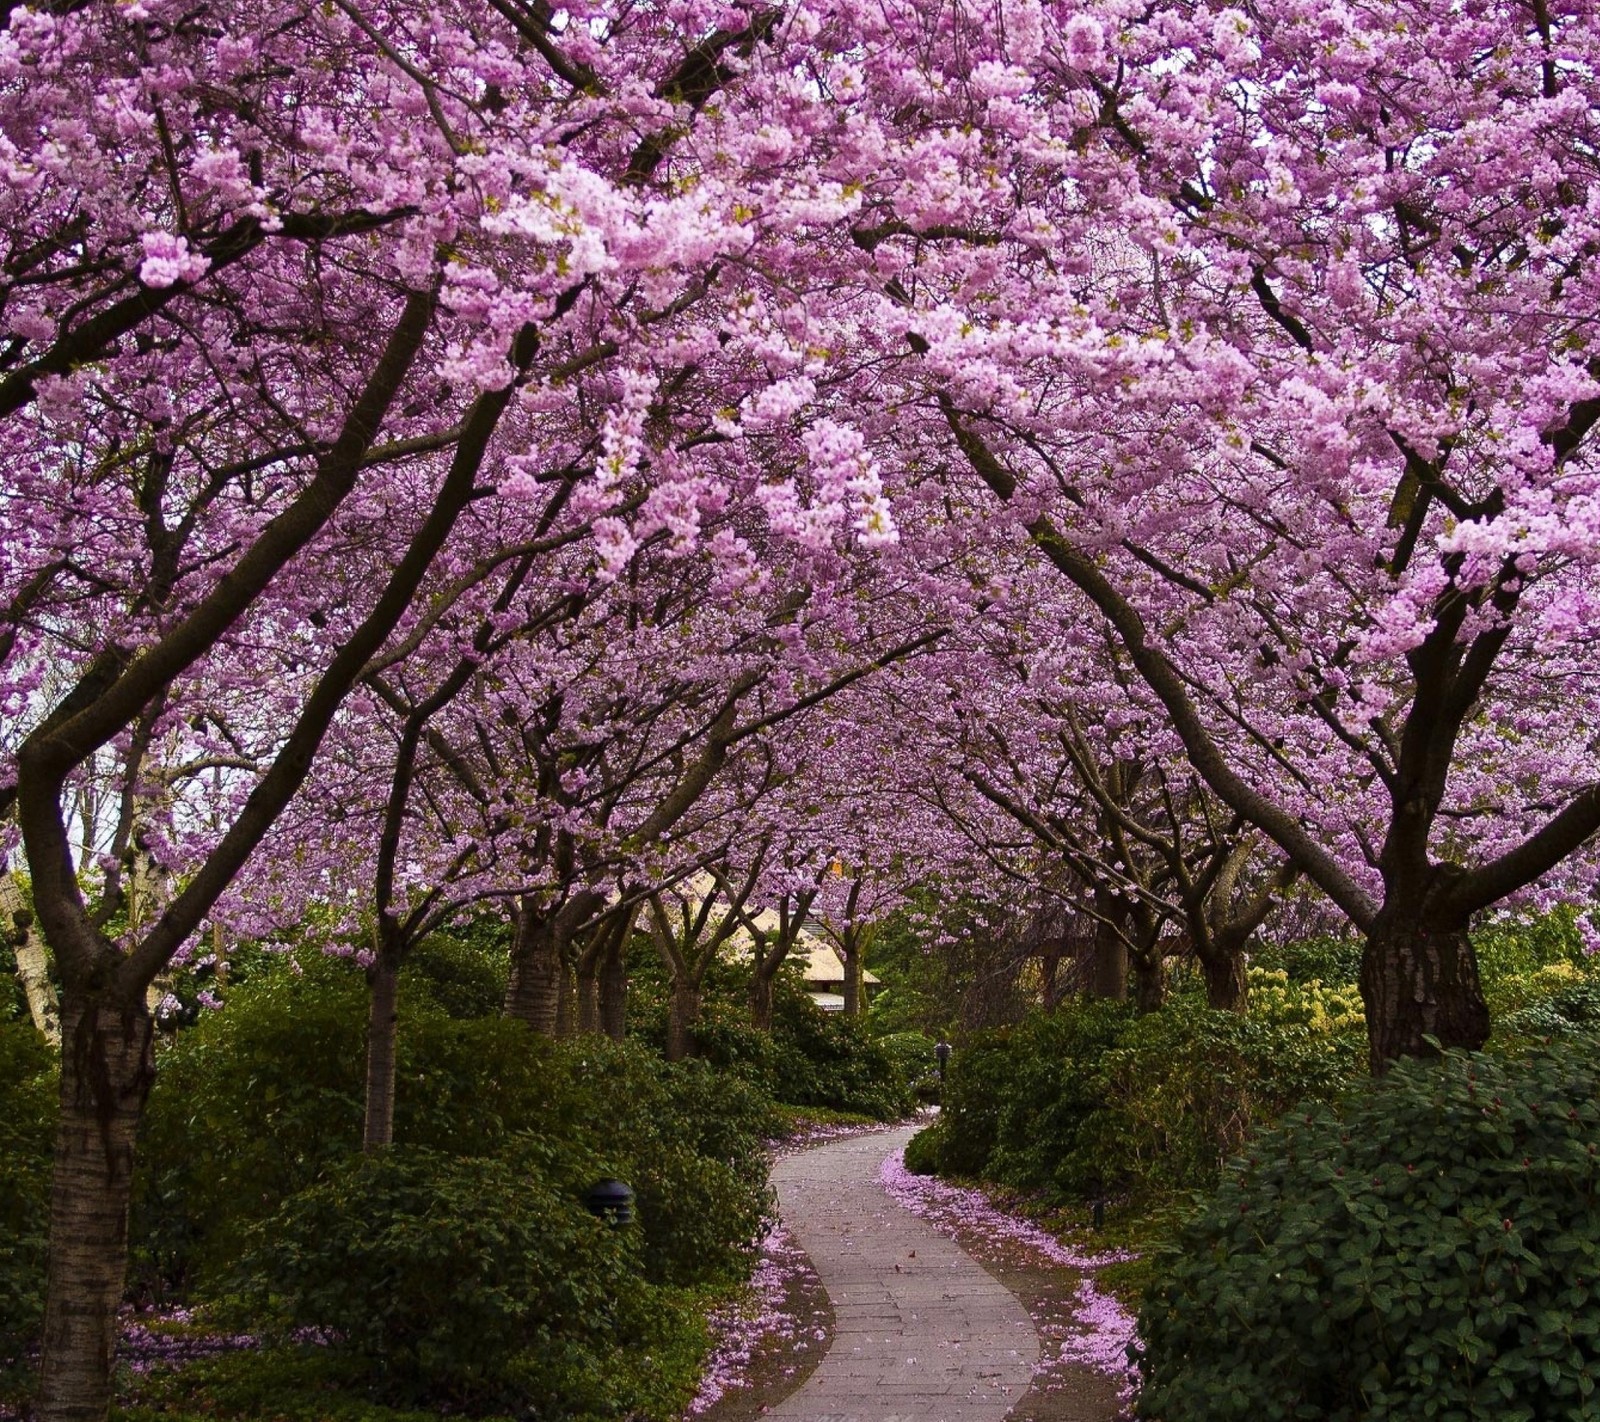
top-left (1092, 1198), bottom-right (1105, 1230)
top-left (583, 1178), bottom-right (636, 1226)
top-left (934, 1039), bottom-right (951, 1078)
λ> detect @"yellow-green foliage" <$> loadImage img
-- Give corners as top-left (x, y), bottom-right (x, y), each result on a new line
top-left (1246, 967), bottom-right (1365, 1036)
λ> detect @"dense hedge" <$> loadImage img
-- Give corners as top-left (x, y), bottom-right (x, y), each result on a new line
top-left (910, 982), bottom-right (1363, 1202)
top-left (135, 955), bottom-right (776, 1290)
top-left (1136, 1042), bottom-right (1600, 1421)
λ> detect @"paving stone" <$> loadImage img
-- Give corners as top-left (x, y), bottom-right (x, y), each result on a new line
top-left (765, 1125), bottom-right (1038, 1422)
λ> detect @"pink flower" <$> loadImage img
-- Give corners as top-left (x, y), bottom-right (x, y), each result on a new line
top-left (137, 232), bottom-right (209, 289)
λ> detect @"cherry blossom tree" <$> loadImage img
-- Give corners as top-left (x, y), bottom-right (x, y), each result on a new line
top-left (706, 0), bottom-right (1600, 1069)
top-left (0, 0), bottom-right (840, 1412)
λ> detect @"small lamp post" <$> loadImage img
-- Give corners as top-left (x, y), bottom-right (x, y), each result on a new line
top-left (583, 1178), bottom-right (636, 1226)
top-left (934, 1039), bottom-right (951, 1079)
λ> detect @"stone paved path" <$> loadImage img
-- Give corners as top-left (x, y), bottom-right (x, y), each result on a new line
top-left (766, 1124), bottom-right (1038, 1422)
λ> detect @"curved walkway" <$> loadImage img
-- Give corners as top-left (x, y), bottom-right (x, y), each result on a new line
top-left (767, 1124), bottom-right (1038, 1422)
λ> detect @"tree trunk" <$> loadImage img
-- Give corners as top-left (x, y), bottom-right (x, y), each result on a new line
top-left (1361, 900), bottom-right (1488, 1073)
top-left (1040, 950), bottom-right (1062, 1013)
top-left (554, 960), bottom-right (577, 1038)
top-left (363, 951), bottom-right (401, 1151)
top-left (1089, 895), bottom-right (1130, 1000)
top-left (1132, 951), bottom-right (1165, 1014)
top-left (666, 978), bottom-right (701, 1062)
top-left (748, 965), bottom-right (776, 1031)
top-left (598, 934), bottom-right (627, 1042)
top-left (504, 902), bottom-right (563, 1035)
top-left (36, 993), bottom-right (155, 1422)
top-left (1199, 946), bottom-right (1249, 1013)
top-left (840, 941), bottom-right (865, 1019)
top-left (575, 962), bottom-right (601, 1035)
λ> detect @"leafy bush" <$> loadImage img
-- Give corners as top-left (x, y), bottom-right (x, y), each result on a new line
top-left (902, 1120), bottom-right (944, 1176)
top-left (398, 924), bottom-right (508, 1020)
top-left (1249, 934), bottom-right (1362, 986)
top-left (1496, 963), bottom-right (1600, 1041)
top-left (1245, 968), bottom-right (1365, 1034)
top-left (926, 1001), bottom-right (1136, 1190)
top-left (134, 958), bottom-right (368, 1291)
top-left (113, 1345), bottom-right (497, 1422)
top-left (1086, 998), bottom-right (1361, 1198)
top-left (233, 1146), bottom-right (706, 1416)
top-left (135, 958), bottom-right (774, 1303)
top-left (638, 972), bottom-right (914, 1119)
top-left (874, 1030), bottom-right (940, 1100)
top-left (0, 1021), bottom-right (56, 1357)
top-left (925, 993), bottom-right (1360, 1202)
top-left (0, 937), bottom-right (31, 1024)
top-left (1137, 1042), bottom-right (1600, 1421)
top-left (1473, 906), bottom-right (1587, 985)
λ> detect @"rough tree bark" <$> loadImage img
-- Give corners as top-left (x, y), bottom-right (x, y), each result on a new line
top-left (504, 900), bottom-right (563, 1033)
top-left (1199, 949), bottom-right (1248, 1013)
top-left (740, 887), bottom-right (814, 1031)
top-left (505, 893), bottom-right (603, 1034)
top-left (554, 960), bottom-right (577, 1038)
top-left (37, 992), bottom-right (153, 1422)
top-left (1091, 887), bottom-right (1132, 1001)
top-left (840, 936), bottom-right (867, 1018)
top-left (1090, 929), bottom-right (1130, 1000)
top-left (1361, 883), bottom-right (1488, 1067)
top-left (575, 906), bottom-right (636, 1037)
top-left (1039, 947), bottom-right (1063, 1012)
top-left (748, 963), bottom-right (778, 1031)
top-left (1131, 951), bottom-right (1165, 1014)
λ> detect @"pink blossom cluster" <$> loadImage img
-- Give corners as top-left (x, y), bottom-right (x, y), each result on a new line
top-left (878, 1149), bottom-right (1139, 1402)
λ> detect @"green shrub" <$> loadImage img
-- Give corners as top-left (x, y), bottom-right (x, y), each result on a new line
top-left (113, 1345), bottom-right (497, 1422)
top-left (232, 1146), bottom-right (704, 1416)
top-left (136, 960), bottom-right (774, 1301)
top-left (1498, 966), bottom-right (1600, 1041)
top-left (926, 994), bottom-right (1359, 1202)
top-left (0, 1021), bottom-right (56, 1356)
top-left (1250, 934), bottom-right (1362, 986)
top-left (134, 957), bottom-right (368, 1291)
top-left (902, 1121), bottom-right (944, 1176)
top-left (1084, 997), bottom-right (1361, 1198)
top-left (640, 974), bottom-right (914, 1120)
top-left (1136, 1042), bottom-right (1600, 1421)
top-left (0, 938), bottom-right (32, 1024)
top-left (1473, 906), bottom-right (1587, 984)
top-left (928, 1001), bottom-right (1138, 1190)
top-left (986, 1001), bottom-right (1140, 1197)
top-left (874, 1030), bottom-right (940, 1100)
top-left (399, 925), bottom-right (508, 1020)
